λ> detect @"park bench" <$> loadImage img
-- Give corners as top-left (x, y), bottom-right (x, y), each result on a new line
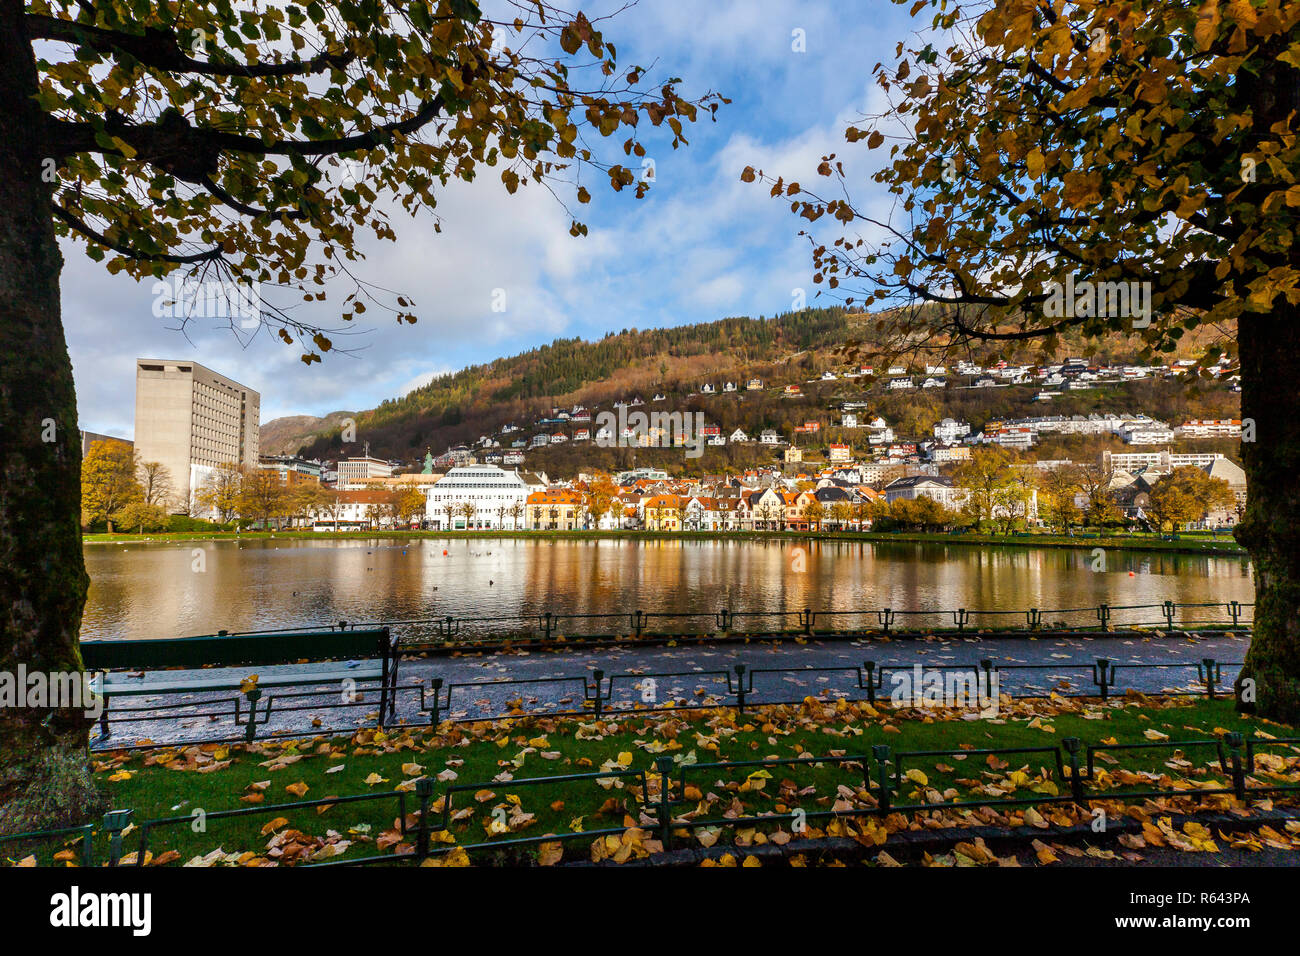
top-left (80, 627), bottom-right (397, 738)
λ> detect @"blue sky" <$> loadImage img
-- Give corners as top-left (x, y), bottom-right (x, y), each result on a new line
top-left (66, 0), bottom-right (919, 438)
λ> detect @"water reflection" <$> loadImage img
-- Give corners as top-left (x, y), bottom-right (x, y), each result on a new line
top-left (81, 538), bottom-right (1256, 641)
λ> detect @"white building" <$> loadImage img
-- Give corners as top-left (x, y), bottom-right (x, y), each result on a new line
top-left (1120, 422), bottom-right (1176, 444)
top-left (934, 418), bottom-right (971, 443)
top-left (884, 475), bottom-right (965, 507)
top-left (1102, 450), bottom-right (1228, 472)
top-left (1176, 419), bottom-right (1243, 439)
top-left (336, 455), bottom-right (393, 489)
top-left (425, 465), bottom-right (540, 530)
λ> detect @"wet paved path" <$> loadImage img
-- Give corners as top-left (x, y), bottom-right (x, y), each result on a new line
top-left (90, 631), bottom-right (1249, 749)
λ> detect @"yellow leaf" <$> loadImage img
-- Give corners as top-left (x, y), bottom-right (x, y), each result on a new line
top-left (1032, 839), bottom-right (1058, 865)
top-left (1023, 807), bottom-right (1049, 829)
top-left (538, 841), bottom-right (564, 866)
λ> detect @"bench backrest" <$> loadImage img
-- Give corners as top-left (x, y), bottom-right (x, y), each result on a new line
top-left (80, 628), bottom-right (392, 671)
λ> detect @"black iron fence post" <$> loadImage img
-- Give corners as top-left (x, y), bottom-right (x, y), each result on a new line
top-left (1092, 658), bottom-right (1113, 701)
top-left (415, 777), bottom-right (434, 861)
top-left (954, 608), bottom-right (968, 633)
top-left (801, 608), bottom-right (813, 635)
top-left (104, 810), bottom-right (132, 867)
top-left (80, 825), bottom-right (95, 867)
top-left (243, 687), bottom-right (262, 742)
top-left (1062, 738), bottom-right (1085, 803)
top-left (871, 745), bottom-right (892, 813)
top-left (733, 664), bottom-right (748, 713)
top-left (863, 661), bottom-right (877, 704)
top-left (654, 757), bottom-right (674, 850)
top-left (1027, 608), bottom-right (1041, 631)
top-left (1200, 658), bottom-right (1219, 700)
top-left (427, 677), bottom-right (444, 725)
top-left (590, 669), bottom-right (605, 719)
top-left (1162, 601), bottom-right (1176, 632)
top-left (878, 608), bottom-right (894, 633)
top-left (632, 610), bottom-right (645, 639)
top-left (1096, 603), bottom-right (1111, 631)
top-left (1224, 732), bottom-right (1246, 800)
top-left (1228, 600), bottom-right (1242, 628)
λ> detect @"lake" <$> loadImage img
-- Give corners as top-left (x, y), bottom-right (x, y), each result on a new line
top-left (81, 537), bottom-right (1256, 641)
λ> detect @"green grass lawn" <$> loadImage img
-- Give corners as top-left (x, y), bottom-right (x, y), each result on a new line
top-left (9, 696), bottom-right (1296, 868)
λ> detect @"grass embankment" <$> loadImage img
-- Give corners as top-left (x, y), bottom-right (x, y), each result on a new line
top-left (10, 696), bottom-right (1296, 867)
top-left (82, 528), bottom-right (1247, 556)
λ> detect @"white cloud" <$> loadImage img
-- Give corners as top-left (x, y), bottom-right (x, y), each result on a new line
top-left (61, 0), bottom-right (921, 444)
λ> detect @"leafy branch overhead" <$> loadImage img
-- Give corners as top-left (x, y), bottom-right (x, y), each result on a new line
top-left (32, 0), bottom-right (726, 362)
top-left (743, 0), bottom-right (1299, 369)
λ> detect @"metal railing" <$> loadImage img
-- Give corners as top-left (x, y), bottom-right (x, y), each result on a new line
top-left (191, 601), bottom-right (1254, 646)
top-left (413, 655), bottom-right (1245, 725)
top-left (17, 732), bottom-right (1300, 867)
top-left (84, 650), bottom-right (1251, 749)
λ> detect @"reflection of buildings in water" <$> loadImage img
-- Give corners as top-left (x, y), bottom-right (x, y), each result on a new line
top-left (82, 538), bottom-right (1258, 641)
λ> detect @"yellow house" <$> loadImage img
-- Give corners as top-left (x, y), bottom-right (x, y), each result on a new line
top-left (642, 494), bottom-right (685, 531)
top-left (526, 489), bottom-right (585, 530)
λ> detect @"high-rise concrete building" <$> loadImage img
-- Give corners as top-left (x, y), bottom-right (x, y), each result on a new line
top-left (79, 430), bottom-right (132, 457)
top-left (134, 359), bottom-right (260, 509)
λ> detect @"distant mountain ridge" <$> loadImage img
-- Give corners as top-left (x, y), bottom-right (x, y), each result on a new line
top-left (259, 411), bottom-right (356, 457)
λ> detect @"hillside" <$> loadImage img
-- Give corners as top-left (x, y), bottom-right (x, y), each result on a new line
top-left (281, 306), bottom-right (1237, 464)
top-left (259, 411), bottom-right (356, 456)
top-left (295, 308), bottom-right (857, 459)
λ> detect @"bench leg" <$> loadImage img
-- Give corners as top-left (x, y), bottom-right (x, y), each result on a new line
top-left (388, 658), bottom-right (400, 722)
top-left (99, 697), bottom-right (110, 738)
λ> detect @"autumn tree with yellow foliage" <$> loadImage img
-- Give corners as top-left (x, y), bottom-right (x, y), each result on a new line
top-left (750, 0), bottom-right (1300, 719)
top-left (0, 0), bottom-right (720, 832)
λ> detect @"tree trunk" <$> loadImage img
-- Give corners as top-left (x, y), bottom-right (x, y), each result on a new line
top-left (1236, 304), bottom-right (1300, 721)
top-left (0, 0), bottom-right (103, 833)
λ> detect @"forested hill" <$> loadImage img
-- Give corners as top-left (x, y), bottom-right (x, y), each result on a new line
top-left (297, 307), bottom-right (855, 458)
top-left (287, 304), bottom-right (1233, 461)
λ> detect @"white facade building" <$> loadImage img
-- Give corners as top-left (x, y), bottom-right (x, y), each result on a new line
top-left (934, 418), bottom-right (971, 443)
top-left (336, 456), bottom-right (393, 488)
top-left (425, 465), bottom-right (539, 529)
